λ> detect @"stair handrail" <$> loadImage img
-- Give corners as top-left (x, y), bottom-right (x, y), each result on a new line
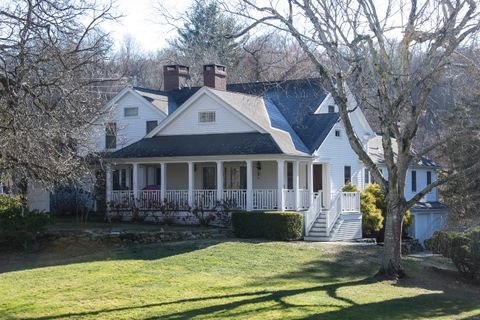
top-left (304, 192), bottom-right (322, 235)
top-left (326, 192), bottom-right (342, 237)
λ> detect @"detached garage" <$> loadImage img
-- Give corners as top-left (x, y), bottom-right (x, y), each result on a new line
top-left (409, 202), bottom-right (449, 246)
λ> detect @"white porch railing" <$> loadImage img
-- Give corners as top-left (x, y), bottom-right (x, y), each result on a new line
top-left (283, 189), bottom-right (295, 210)
top-left (303, 192), bottom-right (323, 235)
top-left (165, 190), bottom-right (189, 208)
top-left (223, 189), bottom-right (247, 209)
top-left (252, 189), bottom-right (277, 210)
top-left (194, 189), bottom-right (217, 209)
top-left (325, 192), bottom-right (342, 236)
top-left (110, 191), bottom-right (135, 208)
top-left (137, 190), bottom-right (162, 209)
top-left (341, 192), bottom-right (360, 212)
top-left (298, 189), bottom-right (311, 210)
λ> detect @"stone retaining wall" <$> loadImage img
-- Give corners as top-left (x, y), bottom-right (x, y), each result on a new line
top-left (46, 228), bottom-right (233, 246)
top-left (1, 227), bottom-right (233, 252)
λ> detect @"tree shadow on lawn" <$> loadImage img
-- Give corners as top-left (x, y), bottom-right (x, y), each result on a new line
top-left (16, 277), bottom-right (479, 320)
top-left (15, 244), bottom-right (480, 320)
top-left (0, 238), bottom-right (227, 274)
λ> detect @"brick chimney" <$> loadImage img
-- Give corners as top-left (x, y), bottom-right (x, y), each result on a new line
top-left (163, 65), bottom-right (190, 91)
top-left (203, 64), bottom-right (227, 90)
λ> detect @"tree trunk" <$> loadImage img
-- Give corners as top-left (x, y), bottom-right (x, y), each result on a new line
top-left (378, 196), bottom-right (405, 279)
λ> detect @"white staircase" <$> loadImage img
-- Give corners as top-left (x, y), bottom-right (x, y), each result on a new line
top-left (304, 192), bottom-right (361, 242)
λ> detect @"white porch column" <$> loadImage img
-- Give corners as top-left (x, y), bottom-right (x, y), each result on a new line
top-left (216, 161), bottom-right (223, 202)
top-left (160, 162), bottom-right (166, 201)
top-left (277, 160), bottom-right (285, 211)
top-left (307, 161), bottom-right (314, 204)
top-left (132, 163), bottom-right (138, 200)
top-left (188, 161), bottom-right (194, 206)
top-left (246, 160), bottom-right (253, 211)
top-left (294, 160), bottom-right (300, 210)
top-left (125, 166), bottom-right (131, 189)
top-left (106, 164), bottom-right (112, 206)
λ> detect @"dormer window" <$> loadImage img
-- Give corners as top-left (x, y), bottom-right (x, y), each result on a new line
top-left (124, 107), bottom-right (138, 117)
top-left (198, 111), bottom-right (216, 123)
top-left (328, 105), bottom-right (335, 113)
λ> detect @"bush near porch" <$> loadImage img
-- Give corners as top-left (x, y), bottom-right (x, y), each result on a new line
top-left (232, 211), bottom-right (302, 240)
top-left (0, 195), bottom-right (53, 250)
top-left (425, 228), bottom-right (480, 279)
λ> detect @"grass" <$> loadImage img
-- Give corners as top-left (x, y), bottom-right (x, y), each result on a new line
top-left (0, 239), bottom-right (479, 319)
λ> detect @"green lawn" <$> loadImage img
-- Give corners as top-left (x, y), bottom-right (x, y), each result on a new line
top-left (0, 240), bottom-right (479, 319)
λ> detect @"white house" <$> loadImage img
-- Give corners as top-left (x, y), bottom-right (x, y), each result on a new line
top-left (100, 64), bottom-right (447, 242)
top-left (29, 64), bottom-right (447, 243)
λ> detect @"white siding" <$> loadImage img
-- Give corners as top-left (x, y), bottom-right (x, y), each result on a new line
top-left (411, 210), bottom-right (448, 245)
top-left (166, 163), bottom-right (188, 189)
top-left (90, 90), bottom-right (167, 152)
top-left (253, 161), bottom-right (277, 189)
top-left (159, 94), bottom-right (256, 135)
top-left (27, 182), bottom-right (50, 212)
top-left (314, 122), bottom-right (363, 201)
top-left (405, 168), bottom-right (438, 201)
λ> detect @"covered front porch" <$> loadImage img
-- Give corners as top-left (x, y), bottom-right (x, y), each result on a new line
top-left (106, 157), bottom-right (329, 212)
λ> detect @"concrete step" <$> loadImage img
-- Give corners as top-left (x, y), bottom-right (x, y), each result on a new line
top-left (307, 231), bottom-right (328, 237)
top-left (304, 236), bottom-right (331, 242)
top-left (310, 226), bottom-right (327, 233)
top-left (313, 221), bottom-right (326, 227)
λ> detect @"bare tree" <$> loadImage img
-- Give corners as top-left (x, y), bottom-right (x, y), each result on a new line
top-left (0, 0), bottom-right (118, 188)
top-left (237, 32), bottom-right (317, 82)
top-left (221, 0), bottom-right (480, 277)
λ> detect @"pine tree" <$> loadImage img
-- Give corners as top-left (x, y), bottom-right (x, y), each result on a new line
top-left (170, 0), bottom-right (242, 83)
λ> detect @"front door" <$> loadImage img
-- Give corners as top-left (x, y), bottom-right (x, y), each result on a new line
top-left (224, 166), bottom-right (247, 189)
top-left (313, 164), bottom-right (323, 192)
top-left (202, 166), bottom-right (216, 189)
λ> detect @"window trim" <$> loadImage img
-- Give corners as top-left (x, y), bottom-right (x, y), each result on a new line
top-left (198, 111), bottom-right (216, 124)
top-left (124, 106), bottom-right (139, 118)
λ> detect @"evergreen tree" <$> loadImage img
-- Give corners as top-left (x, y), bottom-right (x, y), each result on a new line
top-left (170, 0), bottom-right (242, 83)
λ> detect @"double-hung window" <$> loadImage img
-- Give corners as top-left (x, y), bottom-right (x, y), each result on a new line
top-left (105, 122), bottom-right (117, 149)
top-left (344, 166), bottom-right (352, 184)
top-left (198, 111), bottom-right (216, 123)
top-left (146, 120), bottom-right (158, 134)
top-left (124, 107), bottom-right (138, 117)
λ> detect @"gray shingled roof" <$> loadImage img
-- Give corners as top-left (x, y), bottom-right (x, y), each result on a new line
top-left (368, 135), bottom-right (439, 167)
top-left (109, 133), bottom-right (283, 158)
top-left (411, 201), bottom-right (448, 211)
top-left (119, 79), bottom-right (346, 158)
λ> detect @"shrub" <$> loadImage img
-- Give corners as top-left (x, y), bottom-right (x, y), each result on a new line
top-left (426, 229), bottom-right (480, 279)
top-left (232, 211), bottom-right (302, 240)
top-left (0, 195), bottom-right (53, 250)
top-left (360, 188), bottom-right (384, 237)
top-left (342, 182), bottom-right (359, 192)
top-left (355, 183), bottom-right (411, 240)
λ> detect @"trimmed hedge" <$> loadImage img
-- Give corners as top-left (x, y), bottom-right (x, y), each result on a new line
top-left (232, 211), bottom-right (303, 241)
top-left (426, 229), bottom-right (480, 279)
